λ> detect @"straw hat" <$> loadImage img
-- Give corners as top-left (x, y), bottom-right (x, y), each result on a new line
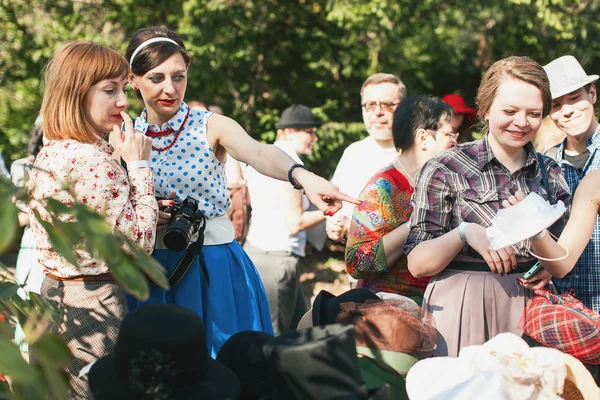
top-left (561, 352), bottom-right (600, 400)
top-left (406, 333), bottom-right (600, 400)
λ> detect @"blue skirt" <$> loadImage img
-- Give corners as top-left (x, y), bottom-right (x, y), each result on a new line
top-left (127, 240), bottom-right (273, 357)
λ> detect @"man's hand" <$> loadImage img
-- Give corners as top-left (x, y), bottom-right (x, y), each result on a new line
top-left (326, 215), bottom-right (350, 242)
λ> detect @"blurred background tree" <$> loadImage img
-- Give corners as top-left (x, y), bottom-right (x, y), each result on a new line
top-left (0, 0), bottom-right (599, 178)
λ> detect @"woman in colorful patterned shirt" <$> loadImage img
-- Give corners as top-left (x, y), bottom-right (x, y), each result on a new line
top-left (125, 27), bottom-right (358, 356)
top-left (404, 57), bottom-right (572, 357)
top-left (29, 42), bottom-right (158, 398)
top-left (345, 96), bottom-right (458, 305)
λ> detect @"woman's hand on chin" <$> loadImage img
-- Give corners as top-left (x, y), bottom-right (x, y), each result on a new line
top-left (110, 111), bottom-right (152, 163)
top-left (294, 168), bottom-right (360, 215)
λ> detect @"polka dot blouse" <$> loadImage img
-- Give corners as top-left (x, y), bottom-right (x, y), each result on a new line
top-left (134, 102), bottom-right (231, 219)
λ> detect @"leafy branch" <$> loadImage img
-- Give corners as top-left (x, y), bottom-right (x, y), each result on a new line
top-left (0, 172), bottom-right (169, 398)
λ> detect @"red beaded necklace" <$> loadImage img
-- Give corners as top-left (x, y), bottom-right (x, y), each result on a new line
top-left (146, 109), bottom-right (190, 152)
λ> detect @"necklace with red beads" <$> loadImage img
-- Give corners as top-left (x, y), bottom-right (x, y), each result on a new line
top-left (146, 109), bottom-right (190, 152)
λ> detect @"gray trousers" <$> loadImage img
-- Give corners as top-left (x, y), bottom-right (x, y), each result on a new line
top-left (40, 276), bottom-right (127, 399)
top-left (244, 241), bottom-right (307, 335)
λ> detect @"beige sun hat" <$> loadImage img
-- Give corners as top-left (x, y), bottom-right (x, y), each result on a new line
top-left (561, 352), bottom-right (600, 400)
top-left (406, 333), bottom-right (600, 400)
top-left (543, 55), bottom-right (598, 99)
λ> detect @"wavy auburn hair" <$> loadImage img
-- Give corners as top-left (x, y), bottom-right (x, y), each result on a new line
top-left (41, 42), bottom-right (129, 143)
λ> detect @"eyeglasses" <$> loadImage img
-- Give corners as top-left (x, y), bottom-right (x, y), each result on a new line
top-left (361, 101), bottom-right (400, 113)
top-left (429, 129), bottom-right (459, 140)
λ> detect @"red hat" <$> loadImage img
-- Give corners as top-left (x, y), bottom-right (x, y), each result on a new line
top-left (442, 93), bottom-right (477, 121)
top-left (519, 288), bottom-right (600, 364)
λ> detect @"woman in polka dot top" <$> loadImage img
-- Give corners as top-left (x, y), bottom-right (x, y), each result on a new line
top-left (125, 26), bottom-right (359, 356)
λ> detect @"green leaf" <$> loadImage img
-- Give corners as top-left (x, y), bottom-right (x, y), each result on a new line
top-left (110, 253), bottom-right (150, 300)
top-left (0, 177), bottom-right (19, 198)
top-left (118, 233), bottom-right (169, 290)
top-left (72, 205), bottom-right (122, 265)
top-left (0, 198), bottom-right (19, 253)
top-left (31, 210), bottom-right (80, 268)
top-left (30, 334), bottom-right (71, 399)
top-left (0, 338), bottom-right (41, 385)
top-left (43, 198), bottom-right (75, 217)
top-left (31, 334), bottom-right (71, 367)
top-left (0, 283), bottom-right (18, 299)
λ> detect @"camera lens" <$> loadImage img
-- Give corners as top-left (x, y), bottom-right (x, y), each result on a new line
top-left (164, 218), bottom-right (195, 251)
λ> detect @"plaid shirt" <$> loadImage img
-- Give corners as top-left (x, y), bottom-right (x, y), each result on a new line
top-left (405, 136), bottom-right (571, 259)
top-left (549, 126), bottom-right (600, 312)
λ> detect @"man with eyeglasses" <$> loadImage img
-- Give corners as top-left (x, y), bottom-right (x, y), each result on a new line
top-left (326, 73), bottom-right (407, 244)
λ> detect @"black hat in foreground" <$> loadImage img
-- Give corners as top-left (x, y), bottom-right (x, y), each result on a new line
top-left (217, 330), bottom-right (275, 400)
top-left (262, 324), bottom-right (389, 400)
top-left (89, 304), bottom-right (240, 400)
top-left (275, 104), bottom-right (322, 129)
top-left (312, 288), bottom-right (381, 327)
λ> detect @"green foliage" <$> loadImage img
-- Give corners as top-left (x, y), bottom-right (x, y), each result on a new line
top-left (0, 1), bottom-right (598, 395)
top-left (0, 265), bottom-right (70, 399)
top-left (1, 0), bottom-right (599, 177)
top-left (0, 170), bottom-right (169, 397)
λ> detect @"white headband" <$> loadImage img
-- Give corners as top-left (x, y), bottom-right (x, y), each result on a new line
top-left (129, 37), bottom-right (180, 68)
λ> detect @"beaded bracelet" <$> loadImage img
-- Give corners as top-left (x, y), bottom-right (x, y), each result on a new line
top-left (287, 163), bottom-right (309, 190)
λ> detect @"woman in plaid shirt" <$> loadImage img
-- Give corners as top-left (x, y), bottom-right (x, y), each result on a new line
top-left (404, 56), bottom-right (571, 357)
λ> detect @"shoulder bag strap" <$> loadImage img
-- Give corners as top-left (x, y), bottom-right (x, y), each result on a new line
top-left (536, 152), bottom-right (551, 202)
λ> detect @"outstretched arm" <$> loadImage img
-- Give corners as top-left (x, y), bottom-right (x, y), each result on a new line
top-left (209, 114), bottom-right (360, 214)
top-left (534, 173), bottom-right (599, 277)
top-left (503, 172), bottom-right (600, 278)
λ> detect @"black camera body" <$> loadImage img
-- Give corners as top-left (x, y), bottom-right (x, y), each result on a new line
top-left (159, 197), bottom-right (206, 251)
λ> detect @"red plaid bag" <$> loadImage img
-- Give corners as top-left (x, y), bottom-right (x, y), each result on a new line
top-left (520, 288), bottom-right (600, 364)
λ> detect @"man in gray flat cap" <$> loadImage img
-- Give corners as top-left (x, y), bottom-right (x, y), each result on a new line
top-left (543, 55), bottom-right (600, 312)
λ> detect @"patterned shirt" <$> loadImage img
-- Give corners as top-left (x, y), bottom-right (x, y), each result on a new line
top-left (549, 126), bottom-right (600, 312)
top-left (134, 102), bottom-right (230, 219)
top-left (405, 136), bottom-right (571, 259)
top-left (346, 164), bottom-right (430, 298)
top-left (29, 140), bottom-right (158, 278)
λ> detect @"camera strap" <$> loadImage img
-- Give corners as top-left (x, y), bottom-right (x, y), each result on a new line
top-left (167, 217), bottom-right (209, 288)
top-left (536, 152), bottom-right (551, 201)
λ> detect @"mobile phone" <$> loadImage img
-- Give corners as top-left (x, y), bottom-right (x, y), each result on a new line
top-left (523, 261), bottom-right (543, 279)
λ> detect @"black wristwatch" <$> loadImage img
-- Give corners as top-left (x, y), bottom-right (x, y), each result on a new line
top-left (287, 163), bottom-right (309, 190)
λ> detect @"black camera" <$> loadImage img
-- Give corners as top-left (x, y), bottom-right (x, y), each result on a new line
top-left (159, 197), bottom-right (206, 251)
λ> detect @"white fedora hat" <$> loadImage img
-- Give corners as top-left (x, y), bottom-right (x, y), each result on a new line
top-left (543, 55), bottom-right (598, 99)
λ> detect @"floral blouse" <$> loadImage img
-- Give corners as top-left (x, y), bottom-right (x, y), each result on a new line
top-left (345, 164), bottom-right (430, 300)
top-left (28, 140), bottom-right (158, 278)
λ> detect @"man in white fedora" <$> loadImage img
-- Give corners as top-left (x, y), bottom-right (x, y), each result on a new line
top-left (543, 55), bottom-right (600, 312)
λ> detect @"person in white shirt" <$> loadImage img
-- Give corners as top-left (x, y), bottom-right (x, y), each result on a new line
top-left (327, 73), bottom-right (407, 242)
top-left (244, 104), bottom-right (325, 334)
top-left (0, 150), bottom-right (9, 178)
